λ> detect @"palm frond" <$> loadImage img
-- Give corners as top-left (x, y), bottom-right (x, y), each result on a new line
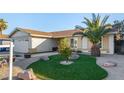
top-left (75, 25), bottom-right (84, 30)
top-left (83, 17), bottom-right (93, 27)
top-left (73, 13), bottom-right (110, 44)
top-left (100, 15), bottom-right (109, 26)
top-left (92, 13), bottom-right (97, 23)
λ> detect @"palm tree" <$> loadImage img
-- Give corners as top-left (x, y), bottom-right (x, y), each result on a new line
top-left (74, 14), bottom-right (112, 57)
top-left (0, 19), bottom-right (8, 35)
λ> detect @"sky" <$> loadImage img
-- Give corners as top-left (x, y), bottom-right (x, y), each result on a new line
top-left (0, 13), bottom-right (124, 34)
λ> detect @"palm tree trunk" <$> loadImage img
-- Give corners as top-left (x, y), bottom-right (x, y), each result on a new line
top-left (91, 44), bottom-right (101, 57)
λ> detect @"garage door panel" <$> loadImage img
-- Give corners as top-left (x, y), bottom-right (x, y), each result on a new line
top-left (14, 40), bottom-right (29, 53)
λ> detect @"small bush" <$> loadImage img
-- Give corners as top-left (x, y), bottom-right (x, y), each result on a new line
top-left (58, 38), bottom-right (72, 62)
top-left (59, 47), bottom-right (72, 62)
top-left (58, 38), bottom-right (69, 51)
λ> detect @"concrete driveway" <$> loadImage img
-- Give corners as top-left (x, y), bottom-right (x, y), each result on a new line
top-left (97, 54), bottom-right (124, 80)
top-left (14, 52), bottom-right (58, 69)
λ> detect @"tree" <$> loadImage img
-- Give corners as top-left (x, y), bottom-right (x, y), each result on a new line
top-left (0, 19), bottom-right (8, 35)
top-left (74, 14), bottom-right (112, 57)
top-left (58, 38), bottom-right (72, 62)
top-left (113, 20), bottom-right (124, 40)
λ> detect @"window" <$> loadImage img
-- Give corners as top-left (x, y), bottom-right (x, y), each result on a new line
top-left (71, 39), bottom-right (74, 48)
top-left (70, 38), bottom-right (78, 48)
top-left (74, 39), bottom-right (78, 48)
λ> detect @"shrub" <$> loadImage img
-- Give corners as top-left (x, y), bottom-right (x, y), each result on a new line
top-left (59, 47), bottom-right (72, 62)
top-left (58, 38), bottom-right (72, 62)
top-left (58, 38), bottom-right (69, 51)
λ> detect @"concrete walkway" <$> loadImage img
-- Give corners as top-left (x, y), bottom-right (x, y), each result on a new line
top-left (31, 52), bottom-right (58, 58)
top-left (14, 52), bottom-right (58, 69)
top-left (13, 57), bottom-right (40, 69)
top-left (97, 54), bottom-right (124, 80)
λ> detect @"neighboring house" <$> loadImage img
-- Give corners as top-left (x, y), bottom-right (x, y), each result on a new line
top-left (9, 27), bottom-right (124, 54)
top-left (0, 34), bottom-right (10, 52)
top-left (0, 34), bottom-right (9, 45)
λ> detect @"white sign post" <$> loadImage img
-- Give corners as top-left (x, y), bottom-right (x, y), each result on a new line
top-left (9, 41), bottom-right (14, 80)
top-left (0, 40), bottom-right (14, 80)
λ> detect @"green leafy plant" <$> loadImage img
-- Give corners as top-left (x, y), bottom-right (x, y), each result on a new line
top-left (58, 38), bottom-right (72, 62)
top-left (58, 38), bottom-right (69, 50)
top-left (60, 47), bottom-right (72, 62)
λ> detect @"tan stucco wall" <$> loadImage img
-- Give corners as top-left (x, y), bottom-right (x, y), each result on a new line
top-left (67, 37), bottom-right (71, 46)
top-left (88, 39), bottom-right (92, 50)
top-left (74, 35), bottom-right (112, 54)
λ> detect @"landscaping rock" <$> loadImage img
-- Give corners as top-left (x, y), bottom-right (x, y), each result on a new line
top-left (40, 56), bottom-right (49, 61)
top-left (60, 61), bottom-right (74, 65)
top-left (17, 69), bottom-right (36, 80)
top-left (0, 59), bottom-right (8, 68)
top-left (102, 61), bottom-right (117, 67)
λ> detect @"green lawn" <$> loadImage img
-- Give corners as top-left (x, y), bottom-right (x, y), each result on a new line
top-left (27, 54), bottom-right (108, 80)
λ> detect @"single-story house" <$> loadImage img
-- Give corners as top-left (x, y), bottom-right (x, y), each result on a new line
top-left (9, 27), bottom-right (124, 54)
top-left (0, 34), bottom-right (10, 52)
top-left (10, 28), bottom-right (78, 53)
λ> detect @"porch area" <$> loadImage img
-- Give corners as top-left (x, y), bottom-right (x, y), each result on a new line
top-left (71, 34), bottom-right (114, 54)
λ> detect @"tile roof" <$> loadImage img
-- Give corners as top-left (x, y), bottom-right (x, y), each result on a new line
top-left (18, 28), bottom-right (52, 36)
top-left (51, 30), bottom-right (82, 38)
top-left (0, 34), bottom-right (8, 39)
top-left (11, 27), bottom-right (82, 38)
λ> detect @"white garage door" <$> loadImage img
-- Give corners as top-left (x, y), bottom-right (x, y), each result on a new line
top-left (14, 40), bottom-right (29, 53)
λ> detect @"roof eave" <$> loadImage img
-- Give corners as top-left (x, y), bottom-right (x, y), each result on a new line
top-left (30, 34), bottom-right (53, 38)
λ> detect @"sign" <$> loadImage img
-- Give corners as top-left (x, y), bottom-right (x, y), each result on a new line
top-left (0, 40), bottom-right (14, 80)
